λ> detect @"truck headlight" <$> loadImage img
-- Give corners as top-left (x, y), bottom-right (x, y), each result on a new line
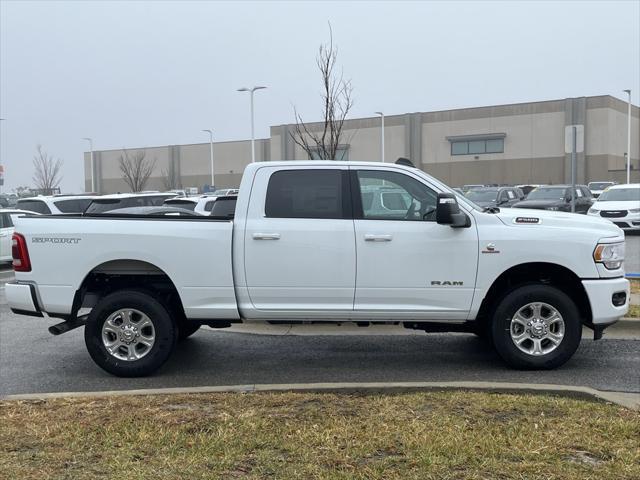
top-left (593, 242), bottom-right (625, 270)
top-left (588, 208), bottom-right (599, 214)
top-left (629, 208), bottom-right (640, 214)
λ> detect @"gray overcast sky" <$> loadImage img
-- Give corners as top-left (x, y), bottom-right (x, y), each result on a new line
top-left (1, 0), bottom-right (639, 192)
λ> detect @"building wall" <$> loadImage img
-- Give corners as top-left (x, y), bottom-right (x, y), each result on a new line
top-left (85, 138), bottom-right (268, 193)
top-left (86, 95), bottom-right (639, 193)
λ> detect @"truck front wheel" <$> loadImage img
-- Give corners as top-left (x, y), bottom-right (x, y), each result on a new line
top-left (491, 285), bottom-right (582, 369)
top-left (84, 290), bottom-right (177, 377)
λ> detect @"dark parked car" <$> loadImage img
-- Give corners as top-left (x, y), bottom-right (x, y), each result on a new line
top-left (464, 186), bottom-right (522, 208)
top-left (512, 185), bottom-right (593, 214)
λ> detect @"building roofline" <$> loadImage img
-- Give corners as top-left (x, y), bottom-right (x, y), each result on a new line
top-left (84, 137), bottom-right (270, 155)
top-left (272, 94), bottom-right (638, 128)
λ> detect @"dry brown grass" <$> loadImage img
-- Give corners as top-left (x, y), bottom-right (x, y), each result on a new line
top-left (1, 391), bottom-right (639, 479)
top-left (628, 304), bottom-right (640, 318)
top-left (630, 279), bottom-right (640, 295)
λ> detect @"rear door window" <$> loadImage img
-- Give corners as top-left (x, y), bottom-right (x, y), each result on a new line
top-left (265, 169), bottom-right (348, 219)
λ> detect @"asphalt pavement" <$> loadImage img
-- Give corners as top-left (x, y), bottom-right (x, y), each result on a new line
top-left (1, 283), bottom-right (638, 396)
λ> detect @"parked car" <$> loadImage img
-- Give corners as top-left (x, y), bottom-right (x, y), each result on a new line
top-left (213, 188), bottom-right (240, 196)
top-left (6, 161), bottom-right (628, 376)
top-left (208, 195), bottom-right (237, 219)
top-left (84, 192), bottom-right (178, 214)
top-left (516, 184), bottom-right (544, 196)
top-left (587, 184), bottom-right (640, 231)
top-left (588, 181), bottom-right (616, 198)
top-left (462, 184), bottom-right (484, 192)
top-left (94, 206), bottom-right (202, 217)
top-left (16, 195), bottom-right (96, 215)
top-left (0, 209), bottom-right (40, 263)
top-left (0, 194), bottom-right (18, 208)
top-left (162, 195), bottom-right (222, 215)
top-left (512, 185), bottom-right (593, 214)
top-left (464, 187), bottom-right (521, 208)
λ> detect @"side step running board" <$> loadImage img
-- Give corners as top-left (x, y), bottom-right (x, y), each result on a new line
top-left (48, 315), bottom-right (88, 336)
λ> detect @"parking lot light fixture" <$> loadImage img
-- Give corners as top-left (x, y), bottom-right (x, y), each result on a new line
top-left (237, 86), bottom-right (267, 163)
top-left (82, 137), bottom-right (95, 193)
top-left (202, 129), bottom-right (215, 189)
top-left (375, 112), bottom-right (385, 162)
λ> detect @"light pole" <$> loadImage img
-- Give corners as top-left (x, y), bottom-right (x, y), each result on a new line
top-left (375, 112), bottom-right (385, 162)
top-left (202, 129), bottom-right (215, 190)
top-left (0, 119), bottom-right (4, 195)
top-left (624, 89), bottom-right (632, 184)
top-left (237, 86), bottom-right (267, 163)
top-left (82, 137), bottom-right (95, 192)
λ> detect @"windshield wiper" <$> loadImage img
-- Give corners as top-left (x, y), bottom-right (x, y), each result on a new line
top-left (483, 206), bottom-right (500, 213)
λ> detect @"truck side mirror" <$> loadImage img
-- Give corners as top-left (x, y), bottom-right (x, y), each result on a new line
top-left (436, 193), bottom-right (470, 228)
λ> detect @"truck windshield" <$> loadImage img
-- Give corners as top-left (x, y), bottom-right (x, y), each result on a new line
top-left (526, 187), bottom-right (566, 200)
top-left (597, 188), bottom-right (640, 202)
top-left (465, 189), bottom-right (499, 202)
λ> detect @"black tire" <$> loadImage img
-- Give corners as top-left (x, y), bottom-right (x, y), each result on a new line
top-left (178, 322), bottom-right (201, 341)
top-left (490, 284), bottom-right (582, 370)
top-left (84, 290), bottom-right (177, 377)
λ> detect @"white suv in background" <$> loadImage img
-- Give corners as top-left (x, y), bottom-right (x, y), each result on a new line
top-left (84, 192), bottom-right (178, 214)
top-left (15, 195), bottom-right (96, 215)
top-left (162, 195), bottom-right (223, 215)
top-left (588, 181), bottom-right (616, 198)
top-left (0, 209), bottom-right (40, 262)
top-left (588, 184), bottom-right (640, 230)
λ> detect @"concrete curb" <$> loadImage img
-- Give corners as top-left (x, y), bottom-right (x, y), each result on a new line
top-left (2, 381), bottom-right (638, 410)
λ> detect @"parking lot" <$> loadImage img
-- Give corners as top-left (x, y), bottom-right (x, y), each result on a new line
top-left (1, 241), bottom-right (638, 397)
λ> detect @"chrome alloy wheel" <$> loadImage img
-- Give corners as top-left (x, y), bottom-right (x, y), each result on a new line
top-left (509, 302), bottom-right (565, 356)
top-left (101, 308), bottom-right (155, 361)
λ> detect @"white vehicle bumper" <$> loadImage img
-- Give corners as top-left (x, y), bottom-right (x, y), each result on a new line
top-left (6, 282), bottom-right (43, 317)
top-left (588, 211), bottom-right (640, 230)
top-left (582, 277), bottom-right (629, 325)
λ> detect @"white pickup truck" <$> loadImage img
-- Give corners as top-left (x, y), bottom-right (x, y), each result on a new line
top-left (7, 161), bottom-right (630, 377)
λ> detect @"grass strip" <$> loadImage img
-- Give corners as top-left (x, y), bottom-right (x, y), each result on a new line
top-left (1, 391), bottom-right (639, 479)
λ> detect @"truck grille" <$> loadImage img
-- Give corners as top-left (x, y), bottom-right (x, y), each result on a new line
top-left (600, 210), bottom-right (627, 218)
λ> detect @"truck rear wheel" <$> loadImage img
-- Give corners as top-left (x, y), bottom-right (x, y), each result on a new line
top-left (84, 290), bottom-right (177, 377)
top-left (490, 285), bottom-right (582, 369)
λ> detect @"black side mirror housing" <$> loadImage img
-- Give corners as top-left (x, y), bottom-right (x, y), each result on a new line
top-left (436, 193), bottom-right (470, 228)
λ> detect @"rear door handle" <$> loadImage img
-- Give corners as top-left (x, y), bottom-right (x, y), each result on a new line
top-left (364, 234), bottom-right (393, 242)
top-left (253, 233), bottom-right (281, 240)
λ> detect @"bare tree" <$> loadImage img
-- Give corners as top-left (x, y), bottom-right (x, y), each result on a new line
top-left (118, 150), bottom-right (156, 192)
top-left (290, 24), bottom-right (354, 160)
top-left (161, 167), bottom-right (180, 191)
top-left (32, 145), bottom-right (63, 194)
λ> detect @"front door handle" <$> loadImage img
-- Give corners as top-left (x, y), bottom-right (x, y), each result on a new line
top-left (253, 233), bottom-right (281, 240)
top-left (364, 234), bottom-right (393, 242)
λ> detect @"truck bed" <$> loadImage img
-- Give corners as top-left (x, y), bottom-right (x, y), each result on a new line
top-left (11, 215), bottom-right (239, 319)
